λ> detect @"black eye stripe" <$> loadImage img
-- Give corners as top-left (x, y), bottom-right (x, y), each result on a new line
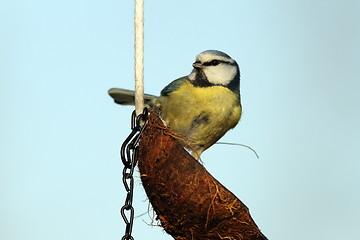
top-left (202, 59), bottom-right (230, 66)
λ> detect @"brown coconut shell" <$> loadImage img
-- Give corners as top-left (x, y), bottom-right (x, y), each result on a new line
top-left (137, 109), bottom-right (268, 240)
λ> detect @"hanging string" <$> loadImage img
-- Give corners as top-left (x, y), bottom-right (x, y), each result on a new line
top-left (134, 0), bottom-right (144, 116)
top-left (119, 2), bottom-right (145, 239)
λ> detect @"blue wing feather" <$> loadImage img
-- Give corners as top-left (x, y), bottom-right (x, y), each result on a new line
top-left (160, 77), bottom-right (188, 96)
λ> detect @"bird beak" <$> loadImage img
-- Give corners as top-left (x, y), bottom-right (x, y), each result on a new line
top-left (192, 62), bottom-right (203, 69)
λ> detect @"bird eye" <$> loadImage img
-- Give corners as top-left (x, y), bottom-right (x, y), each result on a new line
top-left (203, 60), bottom-right (221, 66)
top-left (210, 60), bottom-right (220, 66)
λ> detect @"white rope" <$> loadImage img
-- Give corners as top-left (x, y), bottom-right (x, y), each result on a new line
top-left (134, 0), bottom-right (144, 116)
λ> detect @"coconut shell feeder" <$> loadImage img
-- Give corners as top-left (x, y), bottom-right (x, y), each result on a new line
top-left (136, 109), bottom-right (268, 240)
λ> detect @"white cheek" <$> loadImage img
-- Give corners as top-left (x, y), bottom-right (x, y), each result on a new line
top-left (205, 65), bottom-right (236, 85)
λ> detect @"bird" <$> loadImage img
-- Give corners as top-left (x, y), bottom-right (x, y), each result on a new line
top-left (108, 50), bottom-right (241, 159)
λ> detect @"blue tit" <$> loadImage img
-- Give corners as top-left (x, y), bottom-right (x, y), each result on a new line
top-left (109, 50), bottom-right (241, 159)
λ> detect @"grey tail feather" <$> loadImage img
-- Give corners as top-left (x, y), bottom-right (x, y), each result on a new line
top-left (108, 88), bottom-right (156, 106)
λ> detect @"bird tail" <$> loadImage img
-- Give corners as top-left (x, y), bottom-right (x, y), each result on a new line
top-left (108, 88), bottom-right (157, 106)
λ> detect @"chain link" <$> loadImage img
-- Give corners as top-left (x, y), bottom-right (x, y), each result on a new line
top-left (120, 108), bottom-right (148, 240)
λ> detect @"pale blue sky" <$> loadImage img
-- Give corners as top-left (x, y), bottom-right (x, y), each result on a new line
top-left (1, 1), bottom-right (360, 240)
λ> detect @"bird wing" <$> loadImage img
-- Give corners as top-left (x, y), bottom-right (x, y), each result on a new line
top-left (160, 77), bottom-right (188, 96)
top-left (108, 88), bottom-right (157, 106)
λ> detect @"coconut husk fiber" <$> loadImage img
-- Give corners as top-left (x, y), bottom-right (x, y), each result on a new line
top-left (137, 109), bottom-right (268, 240)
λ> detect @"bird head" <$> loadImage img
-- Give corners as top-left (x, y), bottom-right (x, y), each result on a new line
top-left (188, 50), bottom-right (240, 91)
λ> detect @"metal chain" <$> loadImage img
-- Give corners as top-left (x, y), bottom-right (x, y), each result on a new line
top-left (120, 108), bottom-right (148, 240)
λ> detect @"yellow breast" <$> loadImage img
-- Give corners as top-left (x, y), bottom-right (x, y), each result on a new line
top-left (155, 81), bottom-right (241, 156)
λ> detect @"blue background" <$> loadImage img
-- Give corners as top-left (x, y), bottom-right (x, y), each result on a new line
top-left (1, 1), bottom-right (359, 239)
